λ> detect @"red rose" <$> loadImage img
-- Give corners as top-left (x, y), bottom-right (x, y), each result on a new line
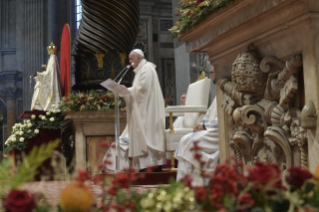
top-left (194, 186), bottom-right (206, 201)
top-left (196, 0), bottom-right (203, 6)
top-left (286, 166), bottom-right (314, 188)
top-left (247, 162), bottom-right (281, 188)
top-left (3, 189), bottom-right (36, 212)
top-left (237, 193), bottom-right (255, 211)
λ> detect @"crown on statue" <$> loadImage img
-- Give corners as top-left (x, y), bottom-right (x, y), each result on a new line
top-left (47, 42), bottom-right (58, 55)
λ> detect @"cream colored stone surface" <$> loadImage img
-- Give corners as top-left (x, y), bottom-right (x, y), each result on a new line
top-left (180, 0), bottom-right (319, 172)
top-left (65, 111), bottom-right (126, 171)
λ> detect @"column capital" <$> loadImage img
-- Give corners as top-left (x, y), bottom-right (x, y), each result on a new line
top-left (4, 87), bottom-right (21, 99)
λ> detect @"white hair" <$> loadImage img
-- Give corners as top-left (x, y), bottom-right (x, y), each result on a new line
top-left (131, 49), bottom-right (144, 58)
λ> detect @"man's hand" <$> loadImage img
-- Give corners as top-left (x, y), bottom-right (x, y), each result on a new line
top-left (111, 142), bottom-right (116, 148)
top-left (121, 107), bottom-right (127, 115)
top-left (193, 124), bottom-right (205, 132)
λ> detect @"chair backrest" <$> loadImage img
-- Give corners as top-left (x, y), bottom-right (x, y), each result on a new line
top-left (183, 78), bottom-right (211, 128)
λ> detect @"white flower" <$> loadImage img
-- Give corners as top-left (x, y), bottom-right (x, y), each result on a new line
top-left (15, 131), bottom-right (19, 135)
top-left (34, 129), bottom-right (39, 134)
top-left (28, 130), bottom-right (31, 133)
top-left (19, 137), bottom-right (24, 142)
top-left (50, 117), bottom-right (55, 122)
top-left (46, 111), bottom-right (51, 116)
top-left (39, 115), bottom-right (42, 118)
top-left (53, 109), bottom-right (57, 114)
top-left (27, 123), bottom-right (32, 128)
top-left (31, 115), bottom-right (36, 120)
top-left (22, 124), bottom-right (26, 128)
top-left (12, 125), bottom-right (16, 130)
top-left (24, 120), bottom-right (27, 124)
top-left (19, 131), bottom-right (24, 135)
top-left (11, 137), bottom-right (16, 142)
top-left (27, 119), bottom-right (31, 123)
top-left (52, 104), bottom-right (56, 109)
top-left (56, 109), bottom-right (61, 113)
top-left (41, 116), bottom-right (46, 120)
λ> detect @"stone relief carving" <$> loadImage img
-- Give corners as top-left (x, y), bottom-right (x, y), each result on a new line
top-left (219, 50), bottom-right (307, 173)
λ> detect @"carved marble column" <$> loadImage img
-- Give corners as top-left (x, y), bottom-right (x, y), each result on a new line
top-left (16, 0), bottom-right (47, 111)
top-left (4, 87), bottom-right (20, 136)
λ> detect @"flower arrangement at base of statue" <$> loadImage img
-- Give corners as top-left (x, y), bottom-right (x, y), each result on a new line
top-left (4, 105), bottom-right (63, 153)
top-left (59, 90), bottom-right (125, 112)
top-left (169, 0), bottom-right (236, 38)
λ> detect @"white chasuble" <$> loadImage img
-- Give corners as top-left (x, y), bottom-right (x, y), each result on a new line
top-left (103, 59), bottom-right (166, 171)
top-left (175, 97), bottom-right (219, 184)
top-left (31, 55), bottom-right (63, 111)
top-left (126, 59), bottom-right (166, 169)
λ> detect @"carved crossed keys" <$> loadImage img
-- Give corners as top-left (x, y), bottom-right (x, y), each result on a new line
top-left (219, 52), bottom-right (309, 175)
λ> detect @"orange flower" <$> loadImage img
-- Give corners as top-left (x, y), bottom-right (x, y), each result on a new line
top-left (60, 182), bottom-right (94, 212)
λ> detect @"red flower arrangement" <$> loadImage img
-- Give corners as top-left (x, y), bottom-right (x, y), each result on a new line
top-left (247, 161), bottom-right (281, 188)
top-left (59, 90), bottom-right (124, 112)
top-left (196, 0), bottom-right (203, 6)
top-left (286, 166), bottom-right (314, 188)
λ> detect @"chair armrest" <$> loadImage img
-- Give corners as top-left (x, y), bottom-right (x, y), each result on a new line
top-left (165, 105), bottom-right (207, 115)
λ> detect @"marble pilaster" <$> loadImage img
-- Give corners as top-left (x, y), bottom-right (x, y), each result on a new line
top-left (4, 87), bottom-right (20, 136)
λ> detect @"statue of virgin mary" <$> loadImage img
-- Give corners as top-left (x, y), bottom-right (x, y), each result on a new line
top-left (31, 42), bottom-right (64, 111)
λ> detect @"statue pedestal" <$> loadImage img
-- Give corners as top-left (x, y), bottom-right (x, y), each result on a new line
top-left (65, 111), bottom-right (126, 173)
top-left (180, 0), bottom-right (319, 172)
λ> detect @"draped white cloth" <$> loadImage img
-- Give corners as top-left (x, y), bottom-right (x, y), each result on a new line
top-left (31, 55), bottom-right (63, 111)
top-left (103, 59), bottom-right (166, 171)
top-left (175, 97), bottom-right (219, 185)
top-left (166, 116), bottom-right (184, 160)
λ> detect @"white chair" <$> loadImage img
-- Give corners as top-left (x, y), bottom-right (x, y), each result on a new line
top-left (165, 78), bottom-right (211, 156)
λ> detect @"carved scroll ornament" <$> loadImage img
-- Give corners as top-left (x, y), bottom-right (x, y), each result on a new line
top-left (220, 51), bottom-right (307, 175)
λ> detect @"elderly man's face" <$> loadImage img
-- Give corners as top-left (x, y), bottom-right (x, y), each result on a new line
top-left (129, 52), bottom-right (142, 68)
top-left (210, 67), bottom-right (216, 84)
top-left (180, 94), bottom-right (186, 105)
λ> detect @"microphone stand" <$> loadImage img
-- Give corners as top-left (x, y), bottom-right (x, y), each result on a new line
top-left (113, 65), bottom-right (131, 172)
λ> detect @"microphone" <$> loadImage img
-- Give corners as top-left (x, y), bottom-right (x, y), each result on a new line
top-left (118, 65), bottom-right (132, 84)
top-left (114, 65), bottom-right (131, 82)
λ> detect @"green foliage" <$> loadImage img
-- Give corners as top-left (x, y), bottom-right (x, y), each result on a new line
top-left (0, 158), bottom-right (11, 181)
top-left (0, 158), bottom-right (11, 195)
top-left (170, 0), bottom-right (237, 38)
top-left (59, 90), bottom-right (125, 112)
top-left (10, 139), bottom-right (60, 189)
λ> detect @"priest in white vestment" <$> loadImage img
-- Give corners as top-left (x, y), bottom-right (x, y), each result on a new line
top-left (103, 49), bottom-right (166, 172)
top-left (31, 42), bottom-right (63, 111)
top-left (173, 93), bottom-right (187, 128)
top-left (175, 67), bottom-right (219, 185)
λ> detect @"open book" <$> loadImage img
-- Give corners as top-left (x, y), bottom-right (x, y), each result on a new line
top-left (100, 79), bottom-right (131, 96)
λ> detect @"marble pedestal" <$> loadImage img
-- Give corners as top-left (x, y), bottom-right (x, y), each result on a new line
top-left (65, 111), bottom-right (126, 172)
top-left (180, 0), bottom-right (319, 172)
